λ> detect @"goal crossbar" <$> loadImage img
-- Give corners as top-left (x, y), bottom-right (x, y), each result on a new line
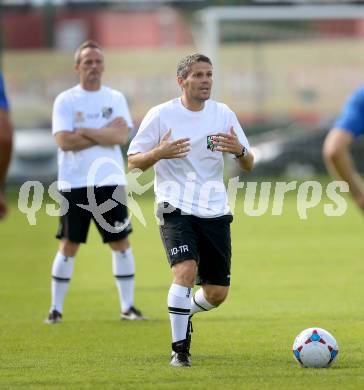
top-left (197, 5), bottom-right (364, 22)
top-left (195, 5), bottom-right (364, 98)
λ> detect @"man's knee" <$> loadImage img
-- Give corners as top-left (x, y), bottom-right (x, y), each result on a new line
top-left (109, 237), bottom-right (130, 252)
top-left (59, 240), bottom-right (80, 257)
top-left (172, 260), bottom-right (197, 287)
top-left (203, 285), bottom-right (229, 306)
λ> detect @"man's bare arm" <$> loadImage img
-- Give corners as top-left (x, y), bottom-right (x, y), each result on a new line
top-left (0, 110), bottom-right (12, 187)
top-left (0, 109), bottom-right (13, 219)
top-left (235, 150), bottom-right (254, 172)
top-left (55, 131), bottom-right (96, 151)
top-left (323, 128), bottom-right (364, 210)
top-left (78, 117), bottom-right (130, 146)
top-left (128, 150), bottom-right (161, 172)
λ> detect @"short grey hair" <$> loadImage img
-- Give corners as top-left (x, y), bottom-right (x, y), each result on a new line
top-left (74, 40), bottom-right (102, 64)
top-left (177, 53), bottom-right (212, 79)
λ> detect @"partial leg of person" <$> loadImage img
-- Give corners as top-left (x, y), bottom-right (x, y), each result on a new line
top-left (45, 240), bottom-right (79, 324)
top-left (99, 185), bottom-right (146, 320)
top-left (190, 284), bottom-right (229, 315)
top-left (159, 205), bottom-right (200, 367)
top-left (109, 238), bottom-right (146, 320)
top-left (168, 259), bottom-right (196, 367)
top-left (45, 187), bottom-right (91, 324)
top-left (186, 285), bottom-right (229, 357)
top-left (187, 213), bottom-right (233, 350)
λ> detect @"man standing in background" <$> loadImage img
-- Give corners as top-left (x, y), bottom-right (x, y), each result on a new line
top-left (0, 72), bottom-right (13, 220)
top-left (46, 40), bottom-right (146, 324)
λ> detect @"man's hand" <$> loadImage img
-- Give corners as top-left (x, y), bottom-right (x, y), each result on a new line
top-left (105, 116), bottom-right (129, 144)
top-left (213, 127), bottom-right (242, 155)
top-left (106, 117), bottom-right (127, 129)
top-left (128, 129), bottom-right (190, 172)
top-left (213, 126), bottom-right (254, 172)
top-left (0, 191), bottom-right (7, 219)
top-left (154, 129), bottom-right (190, 160)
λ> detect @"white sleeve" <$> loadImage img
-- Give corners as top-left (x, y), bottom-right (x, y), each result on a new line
top-left (52, 93), bottom-right (73, 134)
top-left (127, 108), bottom-right (160, 155)
top-left (115, 92), bottom-right (133, 129)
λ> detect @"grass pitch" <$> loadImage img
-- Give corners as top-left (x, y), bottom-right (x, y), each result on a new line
top-left (1, 187), bottom-right (364, 389)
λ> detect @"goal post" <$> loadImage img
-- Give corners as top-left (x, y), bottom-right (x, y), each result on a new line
top-left (194, 5), bottom-right (364, 126)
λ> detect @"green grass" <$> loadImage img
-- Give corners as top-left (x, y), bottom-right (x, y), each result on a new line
top-left (1, 186), bottom-right (364, 389)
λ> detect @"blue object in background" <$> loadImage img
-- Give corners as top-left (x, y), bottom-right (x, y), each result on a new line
top-left (0, 73), bottom-right (9, 112)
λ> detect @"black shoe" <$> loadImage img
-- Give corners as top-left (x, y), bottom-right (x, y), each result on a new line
top-left (170, 351), bottom-right (191, 367)
top-left (170, 339), bottom-right (191, 367)
top-left (121, 306), bottom-right (147, 320)
top-left (45, 310), bottom-right (62, 324)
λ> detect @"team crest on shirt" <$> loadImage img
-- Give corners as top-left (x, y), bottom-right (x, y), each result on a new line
top-left (207, 135), bottom-right (217, 152)
top-left (102, 107), bottom-right (113, 119)
top-left (74, 111), bottom-right (85, 123)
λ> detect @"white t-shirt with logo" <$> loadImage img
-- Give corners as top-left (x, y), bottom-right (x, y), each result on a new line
top-left (128, 98), bottom-right (250, 218)
top-left (52, 85), bottom-right (133, 190)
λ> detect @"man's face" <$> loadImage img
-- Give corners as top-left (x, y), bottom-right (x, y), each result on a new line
top-left (178, 61), bottom-right (213, 102)
top-left (75, 47), bottom-right (104, 87)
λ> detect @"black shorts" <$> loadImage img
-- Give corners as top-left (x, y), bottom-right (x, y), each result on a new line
top-left (56, 186), bottom-right (132, 244)
top-left (159, 206), bottom-right (233, 286)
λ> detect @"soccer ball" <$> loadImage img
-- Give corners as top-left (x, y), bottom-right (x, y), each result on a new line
top-left (292, 327), bottom-right (339, 368)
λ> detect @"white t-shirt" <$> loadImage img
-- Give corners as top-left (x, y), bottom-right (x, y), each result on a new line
top-left (128, 98), bottom-right (250, 217)
top-left (52, 85), bottom-right (133, 190)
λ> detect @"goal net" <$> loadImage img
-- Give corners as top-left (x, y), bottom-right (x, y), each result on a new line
top-left (194, 5), bottom-right (364, 175)
top-left (195, 5), bottom-right (364, 130)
